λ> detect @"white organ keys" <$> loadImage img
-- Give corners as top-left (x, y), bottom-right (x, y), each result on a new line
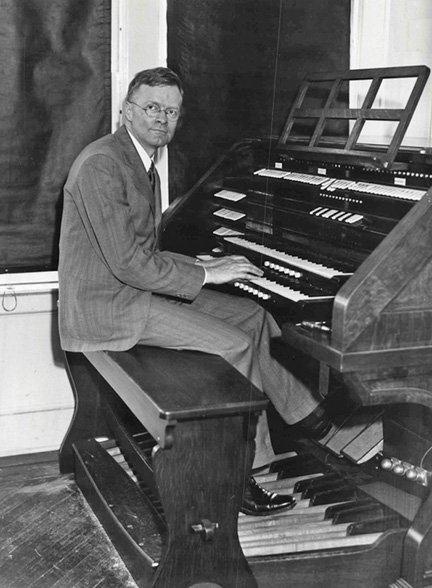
top-left (213, 226), bottom-right (244, 237)
top-left (237, 468), bottom-right (384, 558)
top-left (233, 276), bottom-right (333, 303)
top-left (254, 168), bottom-right (290, 179)
top-left (309, 206), bottom-right (364, 225)
top-left (254, 168), bottom-right (330, 186)
top-left (347, 181), bottom-right (425, 202)
top-left (282, 172), bottom-right (332, 186)
top-left (213, 208), bottom-right (245, 221)
top-left (224, 236), bottom-right (351, 279)
top-left (253, 168), bottom-right (426, 202)
top-left (214, 189), bottom-right (247, 202)
top-left (240, 529), bottom-right (381, 558)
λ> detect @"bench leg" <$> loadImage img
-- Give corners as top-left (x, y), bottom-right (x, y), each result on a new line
top-left (152, 413), bottom-right (259, 588)
top-left (59, 352), bottom-right (110, 473)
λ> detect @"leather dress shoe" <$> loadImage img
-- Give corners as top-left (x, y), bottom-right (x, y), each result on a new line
top-left (240, 476), bottom-right (296, 516)
top-left (295, 404), bottom-right (332, 440)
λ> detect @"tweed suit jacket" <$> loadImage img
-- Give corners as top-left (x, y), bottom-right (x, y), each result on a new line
top-left (58, 125), bottom-right (205, 352)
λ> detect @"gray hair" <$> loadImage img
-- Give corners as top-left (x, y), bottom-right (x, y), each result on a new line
top-left (126, 67), bottom-right (183, 102)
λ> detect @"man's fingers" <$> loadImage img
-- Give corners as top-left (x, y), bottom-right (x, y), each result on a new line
top-left (201, 254), bottom-right (264, 285)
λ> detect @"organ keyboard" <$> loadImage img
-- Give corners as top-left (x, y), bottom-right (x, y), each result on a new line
top-left (104, 435), bottom-right (400, 558)
top-left (210, 154), bottom-right (432, 323)
top-left (165, 144), bottom-right (432, 327)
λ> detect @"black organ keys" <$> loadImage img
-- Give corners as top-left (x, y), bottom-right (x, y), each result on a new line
top-left (238, 454), bottom-right (406, 559)
top-left (98, 438), bottom-right (408, 561)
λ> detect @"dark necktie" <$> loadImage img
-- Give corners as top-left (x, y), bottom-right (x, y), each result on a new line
top-left (148, 161), bottom-right (161, 233)
top-left (148, 161), bottom-right (155, 192)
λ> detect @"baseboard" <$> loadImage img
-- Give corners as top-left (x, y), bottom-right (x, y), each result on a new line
top-left (0, 450), bottom-right (58, 468)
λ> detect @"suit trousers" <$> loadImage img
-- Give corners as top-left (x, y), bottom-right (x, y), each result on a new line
top-left (137, 287), bottom-right (321, 467)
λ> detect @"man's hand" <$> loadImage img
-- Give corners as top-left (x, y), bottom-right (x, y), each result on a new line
top-left (197, 255), bottom-right (263, 285)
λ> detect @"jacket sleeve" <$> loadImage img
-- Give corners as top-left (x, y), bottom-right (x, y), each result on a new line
top-left (69, 152), bottom-right (205, 300)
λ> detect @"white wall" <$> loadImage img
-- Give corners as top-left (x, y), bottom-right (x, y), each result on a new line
top-left (351, 0), bottom-right (432, 147)
top-left (112, 0), bottom-right (170, 209)
top-left (0, 274), bottom-right (73, 458)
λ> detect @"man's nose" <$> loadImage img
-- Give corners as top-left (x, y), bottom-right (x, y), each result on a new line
top-left (155, 109), bottom-right (168, 122)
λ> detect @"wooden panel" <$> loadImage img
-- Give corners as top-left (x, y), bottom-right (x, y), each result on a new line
top-left (333, 188), bottom-right (432, 354)
top-left (103, 347), bottom-right (267, 420)
top-left (250, 531), bottom-right (404, 588)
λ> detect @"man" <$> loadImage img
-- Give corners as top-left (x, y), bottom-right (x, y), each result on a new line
top-left (58, 67), bottom-right (329, 516)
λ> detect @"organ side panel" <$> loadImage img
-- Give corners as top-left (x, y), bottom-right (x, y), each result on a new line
top-left (332, 191), bottom-right (432, 354)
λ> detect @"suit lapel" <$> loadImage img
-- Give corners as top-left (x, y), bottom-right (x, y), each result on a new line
top-left (114, 126), bottom-right (158, 214)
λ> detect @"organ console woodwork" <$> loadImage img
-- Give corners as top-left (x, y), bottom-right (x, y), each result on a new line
top-left (62, 66), bottom-right (432, 587)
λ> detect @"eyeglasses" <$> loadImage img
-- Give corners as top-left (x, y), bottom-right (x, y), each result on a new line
top-left (128, 101), bottom-right (180, 121)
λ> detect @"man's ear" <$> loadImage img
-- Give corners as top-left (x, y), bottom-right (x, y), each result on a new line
top-left (124, 101), bottom-right (133, 123)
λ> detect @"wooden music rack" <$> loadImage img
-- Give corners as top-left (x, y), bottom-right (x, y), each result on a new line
top-left (278, 65), bottom-right (430, 169)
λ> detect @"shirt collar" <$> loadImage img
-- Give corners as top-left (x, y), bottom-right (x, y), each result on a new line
top-left (126, 128), bottom-right (153, 172)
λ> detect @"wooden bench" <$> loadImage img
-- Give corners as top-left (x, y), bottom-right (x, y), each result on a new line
top-left (59, 346), bottom-right (267, 588)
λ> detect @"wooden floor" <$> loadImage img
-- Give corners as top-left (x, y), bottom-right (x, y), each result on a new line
top-left (0, 457), bottom-right (138, 588)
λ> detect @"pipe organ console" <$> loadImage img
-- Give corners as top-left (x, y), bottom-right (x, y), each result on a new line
top-left (160, 67), bottom-right (432, 587)
top-left (62, 66), bottom-right (432, 587)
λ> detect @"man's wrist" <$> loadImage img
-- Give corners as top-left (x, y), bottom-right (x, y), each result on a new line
top-left (194, 258), bottom-right (208, 285)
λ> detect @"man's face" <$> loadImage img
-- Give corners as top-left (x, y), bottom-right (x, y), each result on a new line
top-left (125, 84), bottom-right (183, 157)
